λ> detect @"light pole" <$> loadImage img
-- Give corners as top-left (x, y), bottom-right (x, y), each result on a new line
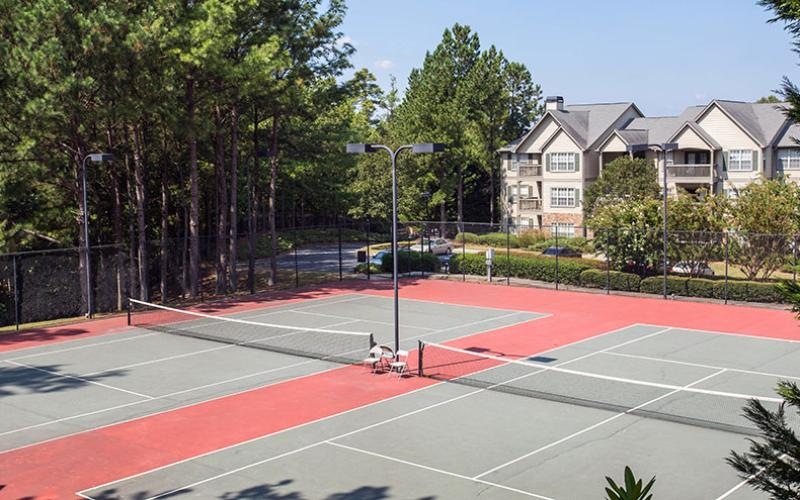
top-left (628, 142), bottom-right (678, 299)
top-left (346, 143), bottom-right (445, 353)
top-left (82, 152), bottom-right (114, 318)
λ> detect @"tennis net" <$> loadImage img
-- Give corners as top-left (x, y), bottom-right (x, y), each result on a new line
top-left (128, 299), bottom-right (374, 364)
top-left (417, 341), bottom-right (796, 436)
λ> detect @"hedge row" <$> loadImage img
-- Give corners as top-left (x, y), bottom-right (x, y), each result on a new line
top-left (380, 251), bottom-right (440, 273)
top-left (449, 253), bottom-right (595, 286)
top-left (449, 254), bottom-right (783, 303)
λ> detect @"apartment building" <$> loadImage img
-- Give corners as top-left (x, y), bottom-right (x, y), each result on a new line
top-left (500, 96), bottom-right (799, 235)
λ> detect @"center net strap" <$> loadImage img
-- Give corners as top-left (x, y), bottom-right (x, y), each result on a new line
top-left (418, 341), bottom-right (792, 436)
top-left (129, 298), bottom-right (374, 365)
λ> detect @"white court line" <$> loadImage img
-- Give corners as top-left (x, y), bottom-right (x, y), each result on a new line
top-left (633, 322), bottom-right (800, 344)
top-left (713, 454), bottom-right (787, 500)
top-left (472, 369), bottom-right (729, 480)
top-left (3, 360), bottom-right (154, 400)
top-left (0, 293), bottom-right (368, 360)
top-left (602, 350), bottom-right (800, 383)
top-left (77, 318), bottom-right (360, 377)
top-left (327, 441), bottom-right (552, 500)
top-left (77, 322), bottom-right (657, 498)
top-left (2, 304), bottom-right (548, 449)
top-left (291, 309), bottom-right (436, 331)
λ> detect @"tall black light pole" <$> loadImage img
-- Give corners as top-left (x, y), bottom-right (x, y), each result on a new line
top-left (628, 142), bottom-right (678, 299)
top-left (346, 143), bottom-right (445, 353)
top-left (82, 153), bottom-right (114, 318)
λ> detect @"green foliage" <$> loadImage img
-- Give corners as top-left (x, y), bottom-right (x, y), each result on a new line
top-left (730, 178), bottom-right (800, 280)
top-left (353, 263), bottom-right (381, 274)
top-left (450, 253), bottom-right (596, 285)
top-left (477, 232), bottom-right (519, 248)
top-left (455, 232), bottom-right (480, 244)
top-left (604, 466), bottom-right (655, 500)
top-left (580, 269), bottom-right (641, 292)
top-left (589, 199), bottom-right (663, 275)
top-left (639, 276), bottom-right (689, 295)
top-left (584, 157), bottom-right (660, 219)
top-left (380, 251), bottom-right (441, 274)
top-left (722, 280), bottom-right (784, 303)
top-left (667, 190), bottom-right (730, 277)
top-left (727, 380), bottom-right (800, 499)
top-left (528, 236), bottom-right (592, 253)
top-left (517, 229), bottom-right (547, 248)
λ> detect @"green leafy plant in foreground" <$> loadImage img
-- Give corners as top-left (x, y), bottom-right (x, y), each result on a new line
top-left (605, 466), bottom-right (655, 500)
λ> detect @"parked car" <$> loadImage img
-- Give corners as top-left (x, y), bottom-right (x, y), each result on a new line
top-left (369, 250), bottom-right (390, 267)
top-left (541, 246), bottom-right (582, 258)
top-left (426, 237), bottom-right (453, 255)
top-left (670, 262), bottom-right (715, 277)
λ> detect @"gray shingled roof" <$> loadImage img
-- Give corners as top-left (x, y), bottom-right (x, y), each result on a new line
top-left (624, 116), bottom-right (685, 144)
top-left (777, 122), bottom-right (800, 147)
top-left (498, 136), bottom-right (523, 152)
top-left (712, 101), bottom-right (788, 147)
top-left (616, 129), bottom-right (648, 145)
top-left (550, 102), bottom-right (635, 149)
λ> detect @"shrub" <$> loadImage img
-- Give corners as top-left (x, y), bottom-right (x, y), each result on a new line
top-left (639, 276), bottom-right (688, 295)
top-left (517, 229), bottom-right (547, 248)
top-left (580, 269), bottom-right (641, 292)
top-left (685, 278), bottom-right (716, 298)
top-left (380, 251), bottom-right (440, 274)
top-left (527, 236), bottom-right (592, 253)
top-left (353, 263), bottom-right (381, 274)
top-left (716, 280), bottom-right (783, 303)
top-left (455, 232), bottom-right (479, 244)
top-left (450, 253), bottom-right (593, 285)
top-left (477, 232), bottom-right (519, 248)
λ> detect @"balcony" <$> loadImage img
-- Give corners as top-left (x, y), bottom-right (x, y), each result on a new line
top-left (519, 198), bottom-right (542, 211)
top-left (667, 164), bottom-right (712, 179)
top-left (512, 162), bottom-right (542, 178)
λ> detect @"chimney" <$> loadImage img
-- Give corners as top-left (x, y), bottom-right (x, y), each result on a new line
top-left (545, 96), bottom-right (564, 112)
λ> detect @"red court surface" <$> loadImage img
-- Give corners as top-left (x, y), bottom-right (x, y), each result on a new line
top-left (1, 278), bottom-right (799, 498)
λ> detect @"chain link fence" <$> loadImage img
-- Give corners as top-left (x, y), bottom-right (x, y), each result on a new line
top-left (1, 221), bottom-right (795, 330)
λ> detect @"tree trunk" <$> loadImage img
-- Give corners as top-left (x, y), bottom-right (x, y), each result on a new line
top-left (160, 166), bottom-right (168, 303)
top-left (268, 114), bottom-right (279, 286)
top-left (130, 124), bottom-right (149, 302)
top-left (228, 102), bottom-right (239, 292)
top-left (214, 101), bottom-right (229, 294)
top-left (73, 144), bottom-right (89, 316)
top-left (248, 104), bottom-right (257, 293)
top-left (125, 153), bottom-right (139, 300)
top-left (186, 77), bottom-right (200, 298)
top-left (107, 126), bottom-right (124, 310)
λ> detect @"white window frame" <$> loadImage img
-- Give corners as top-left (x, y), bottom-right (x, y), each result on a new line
top-left (550, 152), bottom-right (576, 172)
top-left (778, 148), bottom-right (800, 171)
top-left (519, 184), bottom-right (532, 198)
top-left (550, 187), bottom-right (576, 208)
top-left (728, 149), bottom-right (753, 171)
top-left (552, 222), bottom-right (575, 238)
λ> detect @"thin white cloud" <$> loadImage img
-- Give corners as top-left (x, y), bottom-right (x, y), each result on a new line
top-left (374, 59), bottom-right (395, 70)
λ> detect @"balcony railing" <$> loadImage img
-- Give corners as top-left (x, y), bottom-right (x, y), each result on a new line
top-left (518, 165), bottom-right (542, 177)
top-left (519, 198), bottom-right (542, 211)
top-left (668, 164), bottom-right (712, 178)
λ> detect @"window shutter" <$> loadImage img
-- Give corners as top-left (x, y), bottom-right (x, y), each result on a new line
top-left (573, 188), bottom-right (580, 207)
top-left (723, 151), bottom-right (729, 171)
top-left (574, 153), bottom-right (581, 172)
top-left (752, 150), bottom-right (758, 172)
top-left (545, 153), bottom-right (551, 172)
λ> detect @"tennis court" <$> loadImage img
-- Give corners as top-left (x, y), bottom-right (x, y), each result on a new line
top-left (2, 280), bottom-right (799, 499)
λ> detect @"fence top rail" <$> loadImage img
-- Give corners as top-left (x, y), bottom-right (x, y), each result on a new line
top-left (0, 243), bottom-right (125, 259)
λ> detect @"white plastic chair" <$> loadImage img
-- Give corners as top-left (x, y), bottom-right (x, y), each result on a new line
top-left (389, 350), bottom-right (409, 379)
top-left (363, 345), bottom-right (383, 373)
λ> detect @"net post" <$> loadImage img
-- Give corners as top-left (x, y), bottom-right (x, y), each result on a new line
top-left (417, 340), bottom-right (424, 377)
top-left (369, 333), bottom-right (376, 349)
top-left (126, 297), bottom-right (132, 326)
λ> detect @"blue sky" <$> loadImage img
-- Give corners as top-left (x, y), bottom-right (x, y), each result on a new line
top-left (340, 0), bottom-right (800, 117)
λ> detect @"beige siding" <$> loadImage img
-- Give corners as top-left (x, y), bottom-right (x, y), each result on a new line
top-left (543, 180), bottom-right (584, 215)
top-left (584, 151), bottom-right (599, 179)
top-left (674, 127), bottom-right (710, 150)
top-left (600, 134), bottom-right (627, 153)
top-left (518, 116), bottom-right (560, 153)
top-left (696, 106), bottom-right (760, 149)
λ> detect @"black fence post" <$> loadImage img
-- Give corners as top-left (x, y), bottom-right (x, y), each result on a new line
top-left (606, 229), bottom-right (611, 295)
top-left (554, 225), bottom-right (560, 290)
top-left (462, 226), bottom-right (466, 282)
top-left (506, 224), bottom-right (511, 286)
top-left (294, 228), bottom-right (300, 288)
top-left (338, 224), bottom-right (343, 281)
top-left (724, 231), bottom-right (730, 305)
top-left (12, 254), bottom-right (19, 331)
top-left (126, 296), bottom-right (132, 326)
top-left (794, 234), bottom-right (797, 282)
top-left (418, 339), bottom-right (424, 376)
top-left (366, 218), bottom-right (371, 281)
top-left (420, 223), bottom-right (425, 279)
